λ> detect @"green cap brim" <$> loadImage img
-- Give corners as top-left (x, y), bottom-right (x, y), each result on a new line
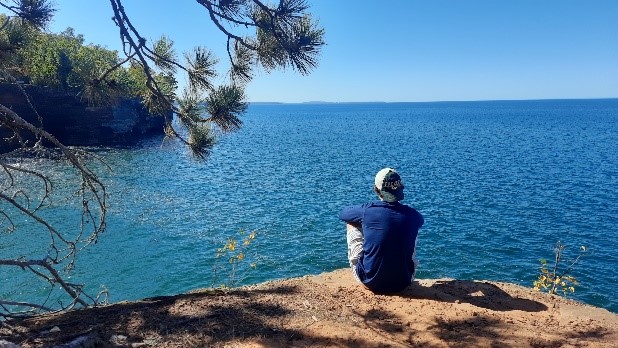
top-left (381, 187), bottom-right (404, 202)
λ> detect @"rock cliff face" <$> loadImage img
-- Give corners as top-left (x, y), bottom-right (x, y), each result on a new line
top-left (0, 83), bottom-right (167, 149)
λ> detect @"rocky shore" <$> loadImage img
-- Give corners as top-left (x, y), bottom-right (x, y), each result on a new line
top-left (0, 83), bottom-right (165, 150)
top-left (2, 268), bottom-right (617, 347)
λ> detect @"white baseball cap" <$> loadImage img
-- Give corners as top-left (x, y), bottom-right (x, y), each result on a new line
top-left (374, 168), bottom-right (404, 202)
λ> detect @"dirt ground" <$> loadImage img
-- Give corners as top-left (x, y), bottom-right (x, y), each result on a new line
top-left (2, 269), bottom-right (617, 347)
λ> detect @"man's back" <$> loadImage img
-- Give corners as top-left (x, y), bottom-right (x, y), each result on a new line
top-left (339, 200), bottom-right (424, 293)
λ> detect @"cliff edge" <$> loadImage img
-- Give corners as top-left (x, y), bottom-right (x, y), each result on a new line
top-left (2, 268), bottom-right (617, 347)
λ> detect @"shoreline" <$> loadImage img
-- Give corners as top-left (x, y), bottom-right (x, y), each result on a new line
top-left (3, 268), bottom-right (617, 347)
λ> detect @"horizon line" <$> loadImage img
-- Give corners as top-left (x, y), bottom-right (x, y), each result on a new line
top-left (248, 97), bottom-right (618, 105)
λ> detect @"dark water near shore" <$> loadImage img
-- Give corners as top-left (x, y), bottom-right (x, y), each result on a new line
top-left (2, 99), bottom-right (617, 313)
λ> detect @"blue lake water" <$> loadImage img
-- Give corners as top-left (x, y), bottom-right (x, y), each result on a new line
top-left (2, 99), bottom-right (617, 313)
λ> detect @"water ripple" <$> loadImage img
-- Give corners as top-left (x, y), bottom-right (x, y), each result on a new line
top-left (3, 100), bottom-right (617, 313)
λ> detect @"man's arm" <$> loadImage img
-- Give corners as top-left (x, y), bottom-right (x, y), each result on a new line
top-left (338, 203), bottom-right (367, 225)
top-left (417, 210), bottom-right (425, 229)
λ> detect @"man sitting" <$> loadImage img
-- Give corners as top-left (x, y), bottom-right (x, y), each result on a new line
top-left (339, 167), bottom-right (424, 293)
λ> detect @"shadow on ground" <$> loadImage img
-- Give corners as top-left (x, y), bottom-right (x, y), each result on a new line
top-left (400, 279), bottom-right (548, 312)
top-left (5, 284), bottom-right (393, 347)
top-left (2, 278), bottom-right (614, 347)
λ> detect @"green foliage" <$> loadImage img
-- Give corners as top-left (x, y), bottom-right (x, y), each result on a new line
top-left (253, 8), bottom-right (324, 75)
top-left (211, 228), bottom-right (258, 288)
top-left (533, 241), bottom-right (588, 296)
top-left (19, 29), bottom-right (81, 88)
top-left (152, 35), bottom-right (177, 75)
top-left (184, 46), bottom-right (217, 92)
top-left (175, 84), bottom-right (246, 158)
top-left (0, 13), bottom-right (34, 60)
top-left (9, 0), bottom-right (55, 28)
top-left (187, 124), bottom-right (216, 157)
top-left (205, 85), bottom-right (247, 133)
top-left (117, 62), bottom-right (149, 97)
top-left (140, 72), bottom-right (177, 116)
top-left (1, 21), bottom-right (171, 107)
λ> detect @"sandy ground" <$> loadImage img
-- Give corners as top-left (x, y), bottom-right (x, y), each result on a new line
top-left (2, 268), bottom-right (617, 347)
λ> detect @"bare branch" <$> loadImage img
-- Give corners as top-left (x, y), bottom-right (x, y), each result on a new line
top-left (0, 300), bottom-right (53, 312)
top-left (0, 191), bottom-right (72, 246)
top-left (0, 258), bottom-right (89, 308)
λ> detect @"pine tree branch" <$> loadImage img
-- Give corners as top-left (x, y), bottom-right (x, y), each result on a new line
top-left (109, 0), bottom-right (172, 109)
top-left (200, 1), bottom-right (256, 50)
top-left (195, 0), bottom-right (256, 27)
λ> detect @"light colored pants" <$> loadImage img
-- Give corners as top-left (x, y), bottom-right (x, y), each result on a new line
top-left (346, 224), bottom-right (364, 282)
top-left (345, 224), bottom-right (419, 283)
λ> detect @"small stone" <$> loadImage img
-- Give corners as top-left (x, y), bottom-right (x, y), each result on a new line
top-left (110, 335), bottom-right (128, 344)
top-left (0, 339), bottom-right (22, 348)
top-left (49, 326), bottom-right (61, 333)
top-left (131, 339), bottom-right (157, 347)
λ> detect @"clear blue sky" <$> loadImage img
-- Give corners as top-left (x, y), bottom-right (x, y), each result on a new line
top-left (26, 1), bottom-right (618, 102)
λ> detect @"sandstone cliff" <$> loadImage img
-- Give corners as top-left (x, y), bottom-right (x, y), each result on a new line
top-left (0, 83), bottom-right (166, 150)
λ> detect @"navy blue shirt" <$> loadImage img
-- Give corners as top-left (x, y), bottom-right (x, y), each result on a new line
top-left (339, 201), bottom-right (424, 293)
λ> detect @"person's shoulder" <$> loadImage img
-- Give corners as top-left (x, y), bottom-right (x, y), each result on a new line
top-left (340, 201), bottom-right (374, 212)
top-left (366, 200), bottom-right (387, 208)
top-left (402, 204), bottom-right (424, 226)
top-left (400, 203), bottom-right (423, 216)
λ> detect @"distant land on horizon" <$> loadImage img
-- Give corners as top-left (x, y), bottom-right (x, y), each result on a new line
top-left (249, 97), bottom-right (618, 105)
